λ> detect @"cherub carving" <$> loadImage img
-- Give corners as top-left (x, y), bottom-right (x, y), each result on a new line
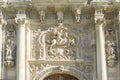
top-left (4, 39), bottom-right (16, 67)
top-left (5, 39), bottom-right (15, 59)
top-left (39, 10), bottom-right (46, 23)
top-left (74, 8), bottom-right (81, 23)
top-left (51, 23), bottom-right (68, 46)
top-left (106, 41), bottom-right (114, 56)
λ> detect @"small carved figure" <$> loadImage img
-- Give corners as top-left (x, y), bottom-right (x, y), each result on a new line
top-left (39, 10), bottom-right (46, 23)
top-left (5, 39), bottom-right (16, 67)
top-left (105, 41), bottom-right (117, 67)
top-left (74, 8), bottom-right (81, 23)
top-left (5, 41), bottom-right (12, 57)
top-left (51, 23), bottom-right (68, 46)
top-left (106, 41), bottom-right (115, 57)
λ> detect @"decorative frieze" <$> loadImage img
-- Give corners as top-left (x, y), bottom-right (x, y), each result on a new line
top-left (29, 62), bottom-right (92, 80)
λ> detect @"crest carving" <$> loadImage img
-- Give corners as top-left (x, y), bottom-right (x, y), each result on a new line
top-left (32, 24), bottom-right (78, 60)
top-left (40, 24), bottom-right (77, 60)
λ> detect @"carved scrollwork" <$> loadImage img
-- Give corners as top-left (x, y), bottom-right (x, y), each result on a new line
top-left (32, 29), bottom-right (41, 59)
top-left (29, 64), bottom-right (51, 80)
top-left (33, 65), bottom-right (87, 80)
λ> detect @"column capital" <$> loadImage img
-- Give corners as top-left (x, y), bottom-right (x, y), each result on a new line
top-left (15, 14), bottom-right (27, 26)
top-left (0, 18), bottom-right (7, 26)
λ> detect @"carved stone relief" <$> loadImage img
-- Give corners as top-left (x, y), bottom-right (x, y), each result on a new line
top-left (4, 24), bottom-right (16, 68)
top-left (103, 5), bottom-right (119, 68)
top-left (74, 8), bottom-right (81, 23)
top-left (32, 24), bottom-right (78, 60)
top-left (29, 63), bottom-right (88, 80)
top-left (29, 64), bottom-right (51, 80)
top-left (39, 9), bottom-right (46, 23)
top-left (105, 29), bottom-right (118, 68)
top-left (32, 23), bottom-right (95, 61)
top-left (32, 29), bottom-right (41, 59)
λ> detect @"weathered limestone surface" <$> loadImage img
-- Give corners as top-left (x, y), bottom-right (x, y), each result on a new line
top-left (0, 0), bottom-right (119, 80)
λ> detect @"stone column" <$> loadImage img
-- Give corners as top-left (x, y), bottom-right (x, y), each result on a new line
top-left (0, 12), bottom-right (6, 79)
top-left (96, 23), bottom-right (107, 80)
top-left (26, 22), bottom-right (30, 80)
top-left (15, 14), bottom-right (28, 80)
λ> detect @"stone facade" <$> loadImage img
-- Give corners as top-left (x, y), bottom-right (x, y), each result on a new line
top-left (0, 0), bottom-right (120, 80)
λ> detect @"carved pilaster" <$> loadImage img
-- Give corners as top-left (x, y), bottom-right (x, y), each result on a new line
top-left (103, 4), bottom-right (119, 68)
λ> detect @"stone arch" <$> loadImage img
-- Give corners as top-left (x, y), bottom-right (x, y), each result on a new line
top-left (33, 66), bottom-right (87, 80)
top-left (44, 73), bottom-right (79, 80)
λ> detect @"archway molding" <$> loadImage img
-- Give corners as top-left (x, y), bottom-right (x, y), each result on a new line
top-left (33, 66), bottom-right (87, 80)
